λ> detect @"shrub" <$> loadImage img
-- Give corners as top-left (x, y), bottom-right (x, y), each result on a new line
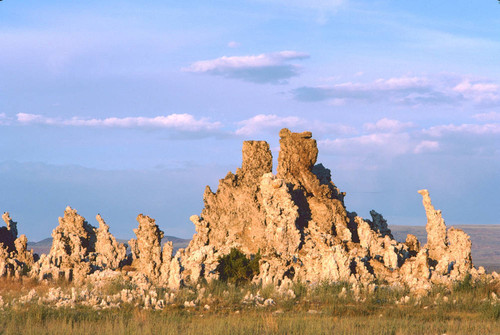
top-left (215, 248), bottom-right (261, 285)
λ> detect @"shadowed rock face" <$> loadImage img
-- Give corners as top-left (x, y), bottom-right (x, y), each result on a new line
top-left (0, 212), bottom-right (35, 277)
top-left (0, 128), bottom-right (486, 293)
top-left (173, 128), bottom-right (477, 291)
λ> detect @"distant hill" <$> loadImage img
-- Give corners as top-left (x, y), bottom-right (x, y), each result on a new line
top-left (27, 235), bottom-right (191, 256)
top-left (27, 225), bottom-right (499, 273)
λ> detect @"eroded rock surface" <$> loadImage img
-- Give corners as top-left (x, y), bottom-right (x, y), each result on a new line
top-left (0, 212), bottom-right (35, 277)
top-left (0, 128), bottom-right (490, 295)
top-left (170, 129), bottom-right (479, 291)
top-left (31, 207), bottom-right (125, 282)
top-left (418, 189), bottom-right (473, 281)
top-left (95, 214), bottom-right (127, 270)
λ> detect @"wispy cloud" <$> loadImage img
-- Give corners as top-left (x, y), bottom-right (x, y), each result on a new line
top-left (16, 113), bottom-right (222, 132)
top-left (453, 79), bottom-right (500, 104)
top-left (424, 123), bottom-right (500, 137)
top-left (183, 51), bottom-right (310, 84)
top-left (364, 118), bottom-right (414, 133)
top-left (413, 140), bottom-right (439, 154)
top-left (227, 41), bottom-right (241, 48)
top-left (0, 113), bottom-right (9, 125)
top-left (292, 74), bottom-right (500, 107)
top-left (235, 114), bottom-right (355, 136)
top-left (319, 133), bottom-right (413, 157)
top-left (473, 111), bottom-right (500, 122)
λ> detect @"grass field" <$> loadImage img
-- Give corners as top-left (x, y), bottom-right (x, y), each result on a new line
top-left (0, 277), bottom-right (498, 334)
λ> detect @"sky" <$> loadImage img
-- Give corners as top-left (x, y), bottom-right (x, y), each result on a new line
top-left (1, 0), bottom-right (499, 241)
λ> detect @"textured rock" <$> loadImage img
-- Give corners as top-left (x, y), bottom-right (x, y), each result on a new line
top-left (0, 212), bottom-right (18, 253)
top-left (418, 189), bottom-right (447, 261)
top-left (129, 214), bottom-right (166, 282)
top-left (167, 128), bottom-right (479, 291)
top-left (0, 212), bottom-right (35, 278)
top-left (0, 128), bottom-right (485, 294)
top-left (32, 207), bottom-right (97, 282)
top-left (95, 214), bottom-right (127, 270)
top-left (31, 208), bottom-right (127, 282)
top-left (418, 189), bottom-right (473, 280)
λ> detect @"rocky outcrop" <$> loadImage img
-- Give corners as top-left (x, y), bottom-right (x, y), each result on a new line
top-left (0, 212), bottom-right (35, 278)
top-left (418, 190), bottom-right (473, 280)
top-left (167, 129), bottom-right (452, 290)
top-left (0, 212), bottom-right (18, 253)
top-left (31, 207), bottom-right (127, 283)
top-left (95, 214), bottom-right (127, 270)
top-left (32, 207), bottom-right (96, 282)
top-left (162, 128), bottom-right (483, 292)
top-left (0, 128), bottom-right (487, 294)
top-left (129, 214), bottom-right (169, 283)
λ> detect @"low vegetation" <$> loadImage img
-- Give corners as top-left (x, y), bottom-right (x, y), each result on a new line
top-left (215, 248), bottom-right (261, 285)
top-left (0, 275), bottom-right (498, 334)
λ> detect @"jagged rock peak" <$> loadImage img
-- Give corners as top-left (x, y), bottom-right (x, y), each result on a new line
top-left (129, 214), bottom-right (165, 281)
top-left (95, 214), bottom-right (127, 270)
top-left (418, 189), bottom-right (448, 261)
top-left (241, 141), bottom-right (273, 182)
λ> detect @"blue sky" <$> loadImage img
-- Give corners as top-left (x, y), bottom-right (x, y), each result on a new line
top-left (1, 1), bottom-right (499, 241)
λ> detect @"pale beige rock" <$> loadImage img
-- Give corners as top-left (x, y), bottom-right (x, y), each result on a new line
top-left (405, 234), bottom-right (420, 256)
top-left (95, 214), bottom-right (127, 270)
top-left (418, 190), bottom-right (473, 280)
top-left (129, 214), bottom-right (168, 283)
top-left (418, 189), bottom-right (448, 261)
top-left (32, 207), bottom-right (97, 282)
top-left (1, 128), bottom-right (486, 294)
top-left (166, 129), bottom-right (481, 291)
top-left (0, 212), bottom-right (35, 278)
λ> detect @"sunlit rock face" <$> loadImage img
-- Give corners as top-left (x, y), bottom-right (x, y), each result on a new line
top-left (172, 128), bottom-right (476, 291)
top-left (95, 214), bottom-right (127, 270)
top-left (0, 128), bottom-right (482, 293)
top-left (30, 208), bottom-right (127, 283)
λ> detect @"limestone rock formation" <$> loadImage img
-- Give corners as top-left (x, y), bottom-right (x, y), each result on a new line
top-left (418, 189), bottom-right (473, 280)
top-left (0, 212), bottom-right (35, 278)
top-left (0, 212), bottom-right (18, 253)
top-left (129, 214), bottom-right (168, 283)
top-left (31, 207), bottom-right (126, 282)
top-left (95, 214), bottom-right (127, 270)
top-left (32, 207), bottom-right (97, 281)
top-left (169, 128), bottom-right (478, 291)
top-left (0, 128), bottom-right (487, 295)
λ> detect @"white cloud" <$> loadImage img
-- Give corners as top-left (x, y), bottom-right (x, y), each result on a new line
top-left (183, 51), bottom-right (310, 84)
top-left (364, 118), bottom-right (414, 133)
top-left (235, 114), bottom-right (301, 136)
top-left (414, 140), bottom-right (440, 154)
top-left (424, 123), bottom-right (500, 137)
top-left (319, 133), bottom-right (413, 156)
top-left (0, 113), bottom-right (8, 125)
top-left (292, 75), bottom-right (438, 104)
top-left (473, 111), bottom-right (500, 122)
top-left (16, 113), bottom-right (222, 132)
top-left (227, 41), bottom-right (240, 48)
top-left (453, 80), bottom-right (500, 104)
top-left (235, 114), bottom-right (355, 136)
top-left (292, 74), bottom-right (500, 107)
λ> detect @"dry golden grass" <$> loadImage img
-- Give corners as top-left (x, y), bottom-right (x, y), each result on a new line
top-left (0, 277), bottom-right (498, 334)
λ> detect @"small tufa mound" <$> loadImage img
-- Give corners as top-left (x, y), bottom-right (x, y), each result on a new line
top-left (0, 212), bottom-right (35, 278)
